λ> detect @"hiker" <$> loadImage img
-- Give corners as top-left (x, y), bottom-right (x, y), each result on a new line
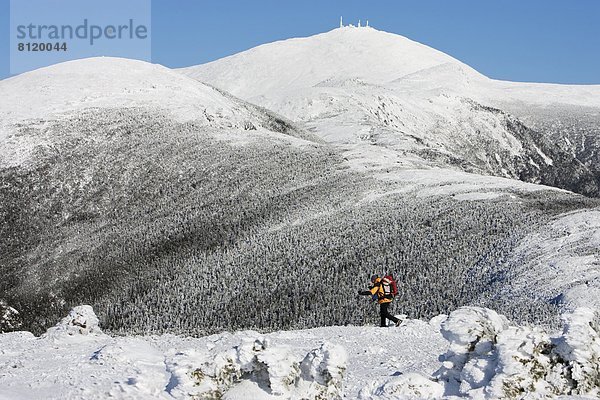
top-left (358, 274), bottom-right (401, 327)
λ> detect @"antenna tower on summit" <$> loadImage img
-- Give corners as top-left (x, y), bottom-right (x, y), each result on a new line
top-left (339, 16), bottom-right (370, 28)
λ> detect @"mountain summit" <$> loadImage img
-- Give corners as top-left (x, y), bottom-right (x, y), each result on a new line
top-left (181, 27), bottom-right (485, 101)
top-left (181, 27), bottom-right (600, 107)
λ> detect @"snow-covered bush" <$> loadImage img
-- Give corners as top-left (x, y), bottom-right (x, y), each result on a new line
top-left (484, 325), bottom-right (565, 398)
top-left (299, 342), bottom-right (347, 399)
top-left (228, 337), bottom-right (301, 395)
top-left (257, 341), bottom-right (302, 395)
top-left (180, 337), bottom-right (346, 399)
top-left (435, 306), bottom-right (600, 399)
top-left (434, 306), bottom-right (508, 395)
top-left (359, 372), bottom-right (444, 400)
top-left (554, 307), bottom-right (600, 396)
top-left (43, 305), bottom-right (103, 337)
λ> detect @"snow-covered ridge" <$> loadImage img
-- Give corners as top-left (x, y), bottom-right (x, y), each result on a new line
top-left (0, 57), bottom-right (240, 125)
top-left (0, 57), bottom-right (315, 168)
top-left (2, 305), bottom-right (599, 399)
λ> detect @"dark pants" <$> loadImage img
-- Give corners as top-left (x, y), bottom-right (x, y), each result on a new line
top-left (380, 302), bottom-right (399, 327)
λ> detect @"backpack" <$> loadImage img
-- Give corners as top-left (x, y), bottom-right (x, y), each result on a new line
top-left (382, 275), bottom-right (399, 298)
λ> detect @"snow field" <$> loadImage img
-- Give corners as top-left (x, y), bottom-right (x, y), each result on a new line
top-left (2, 305), bottom-right (599, 399)
top-left (0, 306), bottom-right (445, 399)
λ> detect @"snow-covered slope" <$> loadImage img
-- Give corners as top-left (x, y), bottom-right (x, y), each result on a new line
top-left (484, 79), bottom-right (600, 108)
top-left (2, 50), bottom-right (600, 400)
top-left (0, 57), bottom-right (353, 335)
top-left (180, 27), bottom-right (600, 197)
top-left (0, 306), bottom-right (446, 399)
top-left (488, 209), bottom-right (600, 312)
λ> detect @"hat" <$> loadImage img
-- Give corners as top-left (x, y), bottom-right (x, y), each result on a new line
top-left (370, 274), bottom-right (379, 282)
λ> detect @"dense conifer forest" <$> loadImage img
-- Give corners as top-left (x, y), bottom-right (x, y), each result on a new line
top-left (1, 108), bottom-right (597, 335)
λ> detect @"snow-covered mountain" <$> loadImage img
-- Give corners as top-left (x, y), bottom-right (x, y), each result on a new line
top-left (1, 29), bottom-right (600, 400)
top-left (0, 34), bottom-right (598, 400)
top-left (180, 27), bottom-right (600, 197)
top-left (1, 55), bottom-right (596, 338)
top-left (0, 57), bottom-right (341, 334)
top-left (180, 26), bottom-right (600, 108)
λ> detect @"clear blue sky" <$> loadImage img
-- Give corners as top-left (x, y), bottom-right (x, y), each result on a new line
top-left (1, 0), bottom-right (600, 83)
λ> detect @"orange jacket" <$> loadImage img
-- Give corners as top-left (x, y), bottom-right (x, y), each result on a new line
top-left (369, 277), bottom-right (392, 304)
